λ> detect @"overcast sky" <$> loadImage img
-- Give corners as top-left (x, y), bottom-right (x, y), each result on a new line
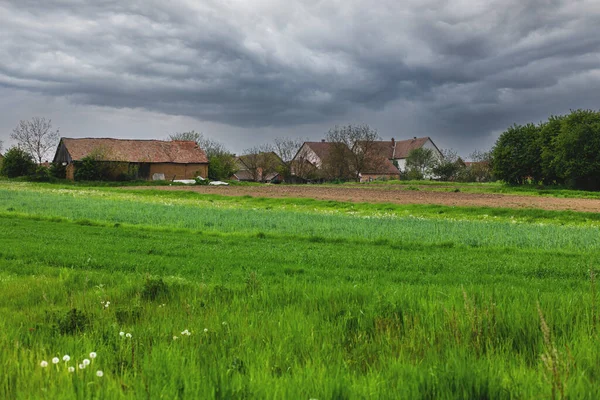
top-left (1, 0), bottom-right (599, 158)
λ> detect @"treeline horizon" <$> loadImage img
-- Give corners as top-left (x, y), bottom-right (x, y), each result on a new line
top-left (491, 109), bottom-right (600, 190)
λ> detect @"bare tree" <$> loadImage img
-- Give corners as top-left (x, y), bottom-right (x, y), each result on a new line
top-left (240, 144), bottom-right (280, 182)
top-left (325, 124), bottom-right (383, 181)
top-left (10, 117), bottom-right (60, 163)
top-left (273, 137), bottom-right (305, 182)
top-left (168, 130), bottom-right (203, 143)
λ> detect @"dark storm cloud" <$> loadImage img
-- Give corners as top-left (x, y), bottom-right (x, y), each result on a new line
top-left (1, 0), bottom-right (599, 152)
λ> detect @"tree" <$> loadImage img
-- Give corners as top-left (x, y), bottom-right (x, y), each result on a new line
top-left (432, 148), bottom-right (462, 181)
top-left (324, 124), bottom-right (383, 181)
top-left (405, 148), bottom-right (437, 179)
top-left (168, 130), bottom-right (203, 143)
top-left (551, 109), bottom-right (600, 190)
top-left (0, 147), bottom-right (36, 178)
top-left (273, 137), bottom-right (305, 182)
top-left (10, 117), bottom-right (60, 164)
top-left (240, 144), bottom-right (280, 182)
top-left (491, 123), bottom-right (542, 184)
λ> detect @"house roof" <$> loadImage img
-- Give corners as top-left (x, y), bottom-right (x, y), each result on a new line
top-left (56, 138), bottom-right (208, 164)
top-left (301, 141), bottom-right (337, 161)
top-left (370, 137), bottom-right (434, 159)
top-left (361, 157), bottom-right (401, 175)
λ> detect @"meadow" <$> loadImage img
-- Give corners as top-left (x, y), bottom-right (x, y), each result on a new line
top-left (1, 182), bottom-right (599, 399)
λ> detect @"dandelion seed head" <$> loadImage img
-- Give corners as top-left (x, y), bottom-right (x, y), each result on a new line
top-left (52, 357), bottom-right (59, 364)
top-left (96, 370), bottom-right (104, 377)
top-left (40, 361), bottom-right (48, 368)
top-left (68, 366), bottom-right (75, 373)
top-left (119, 331), bottom-right (125, 337)
top-left (89, 352), bottom-right (97, 359)
top-left (125, 333), bottom-right (132, 338)
top-left (63, 355), bottom-right (70, 362)
top-left (173, 336), bottom-right (178, 340)
top-left (204, 328), bottom-right (208, 333)
top-left (83, 359), bottom-right (90, 366)
top-left (79, 364), bottom-right (85, 370)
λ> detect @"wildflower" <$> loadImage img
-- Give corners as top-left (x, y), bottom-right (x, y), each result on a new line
top-left (63, 355), bottom-right (70, 362)
top-left (204, 328), bottom-right (208, 333)
top-left (83, 359), bottom-right (90, 366)
top-left (119, 331), bottom-right (125, 337)
top-left (79, 364), bottom-right (85, 370)
top-left (96, 370), bottom-right (104, 377)
top-left (89, 352), bottom-right (97, 359)
top-left (222, 321), bottom-right (227, 326)
top-left (125, 333), bottom-right (132, 338)
top-left (40, 361), bottom-right (48, 368)
top-left (68, 366), bottom-right (75, 373)
top-left (52, 357), bottom-right (60, 364)
top-left (181, 329), bottom-right (191, 336)
top-left (173, 336), bottom-right (178, 340)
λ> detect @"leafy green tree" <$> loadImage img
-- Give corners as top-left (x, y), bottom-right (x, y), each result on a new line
top-left (538, 115), bottom-right (564, 185)
top-left (405, 148), bottom-right (437, 179)
top-left (325, 124), bottom-right (382, 181)
top-left (551, 109), bottom-right (600, 190)
top-left (0, 147), bottom-right (36, 178)
top-left (492, 123), bottom-right (542, 184)
top-left (432, 148), bottom-right (462, 181)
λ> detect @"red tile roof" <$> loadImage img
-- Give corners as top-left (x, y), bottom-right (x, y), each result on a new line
top-left (370, 137), bottom-right (433, 159)
top-left (361, 157), bottom-right (401, 175)
top-left (58, 138), bottom-right (208, 164)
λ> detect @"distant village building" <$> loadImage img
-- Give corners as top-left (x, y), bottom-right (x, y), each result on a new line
top-left (291, 136), bottom-right (442, 181)
top-left (371, 137), bottom-right (443, 172)
top-left (53, 138), bottom-right (208, 181)
top-left (232, 152), bottom-right (284, 183)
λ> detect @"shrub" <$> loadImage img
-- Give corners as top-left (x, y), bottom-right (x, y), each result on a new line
top-left (141, 277), bottom-right (169, 301)
top-left (28, 165), bottom-right (52, 182)
top-left (0, 147), bottom-right (35, 178)
top-left (57, 308), bottom-right (89, 335)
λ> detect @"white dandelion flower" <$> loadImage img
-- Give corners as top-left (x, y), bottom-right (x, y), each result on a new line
top-left (52, 357), bottom-right (60, 364)
top-left (83, 359), bottom-right (90, 366)
top-left (79, 364), bottom-right (85, 370)
top-left (204, 328), bottom-right (208, 333)
top-left (89, 352), bottom-right (97, 359)
top-left (68, 366), bottom-right (75, 373)
top-left (119, 331), bottom-right (125, 337)
top-left (96, 370), bottom-right (104, 377)
top-left (63, 355), bottom-right (70, 362)
top-left (40, 361), bottom-right (48, 368)
top-left (125, 333), bottom-right (132, 338)
top-left (173, 336), bottom-right (179, 340)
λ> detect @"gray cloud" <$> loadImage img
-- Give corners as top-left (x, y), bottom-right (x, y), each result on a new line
top-left (1, 0), bottom-right (599, 156)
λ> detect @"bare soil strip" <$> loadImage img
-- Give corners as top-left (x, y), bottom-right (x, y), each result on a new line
top-left (123, 185), bottom-right (600, 213)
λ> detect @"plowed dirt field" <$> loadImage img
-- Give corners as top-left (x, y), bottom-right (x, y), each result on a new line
top-left (126, 185), bottom-right (600, 213)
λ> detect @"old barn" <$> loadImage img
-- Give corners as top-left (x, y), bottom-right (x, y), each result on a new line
top-left (53, 138), bottom-right (208, 181)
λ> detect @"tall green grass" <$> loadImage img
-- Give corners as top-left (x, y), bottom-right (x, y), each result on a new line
top-left (1, 183), bottom-right (599, 398)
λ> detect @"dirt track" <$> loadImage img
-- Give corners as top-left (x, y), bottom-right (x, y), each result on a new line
top-left (125, 185), bottom-right (600, 213)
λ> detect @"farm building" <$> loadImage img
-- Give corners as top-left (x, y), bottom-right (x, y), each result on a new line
top-left (53, 138), bottom-right (208, 181)
top-left (370, 137), bottom-right (443, 172)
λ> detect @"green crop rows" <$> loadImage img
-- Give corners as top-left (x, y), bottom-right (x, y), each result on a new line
top-left (1, 183), bottom-right (599, 399)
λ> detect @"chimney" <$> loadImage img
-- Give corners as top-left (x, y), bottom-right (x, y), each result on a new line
top-left (321, 139), bottom-right (325, 143)
top-left (413, 136), bottom-right (417, 140)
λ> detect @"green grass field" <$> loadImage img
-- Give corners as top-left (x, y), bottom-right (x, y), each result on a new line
top-left (1, 182), bottom-right (599, 398)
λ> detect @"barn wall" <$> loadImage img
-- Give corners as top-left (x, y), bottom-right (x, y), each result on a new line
top-left (66, 164), bottom-right (75, 180)
top-left (148, 163), bottom-right (208, 180)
